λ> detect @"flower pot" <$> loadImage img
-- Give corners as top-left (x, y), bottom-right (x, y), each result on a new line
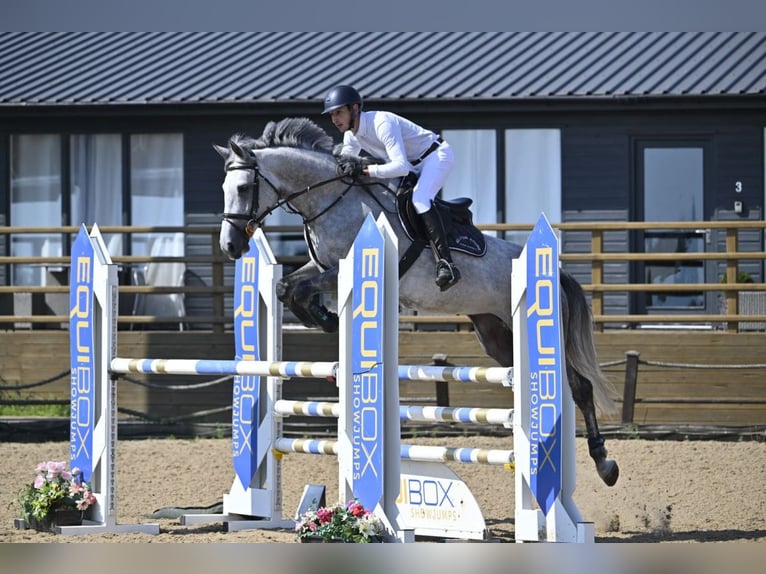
top-left (299, 534), bottom-right (383, 543)
top-left (299, 535), bottom-right (348, 543)
top-left (52, 508), bottom-right (84, 526)
top-left (26, 508), bottom-right (83, 533)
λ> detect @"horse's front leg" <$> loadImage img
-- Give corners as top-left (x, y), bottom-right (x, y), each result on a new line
top-left (566, 363), bottom-right (620, 486)
top-left (292, 267), bottom-right (340, 333)
top-left (276, 262), bottom-right (322, 328)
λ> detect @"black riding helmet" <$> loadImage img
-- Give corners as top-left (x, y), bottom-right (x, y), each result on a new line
top-left (322, 85), bottom-right (362, 114)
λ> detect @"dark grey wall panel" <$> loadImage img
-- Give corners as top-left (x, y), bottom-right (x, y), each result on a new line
top-left (712, 128), bottom-right (763, 219)
top-left (562, 131), bottom-right (629, 212)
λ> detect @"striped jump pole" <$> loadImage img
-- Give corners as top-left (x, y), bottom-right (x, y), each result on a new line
top-left (110, 358), bottom-right (337, 379)
top-left (274, 399), bottom-right (513, 426)
top-left (273, 438), bottom-right (514, 466)
top-left (398, 364), bottom-right (513, 386)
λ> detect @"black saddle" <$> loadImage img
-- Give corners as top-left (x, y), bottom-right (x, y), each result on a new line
top-left (395, 180), bottom-right (487, 258)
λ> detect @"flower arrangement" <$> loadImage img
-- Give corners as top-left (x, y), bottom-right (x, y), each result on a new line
top-left (295, 499), bottom-right (384, 543)
top-left (12, 460), bottom-right (97, 526)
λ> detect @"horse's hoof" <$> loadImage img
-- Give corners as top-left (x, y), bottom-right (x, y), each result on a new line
top-left (597, 459), bottom-right (619, 486)
top-left (313, 309), bottom-right (338, 333)
top-left (319, 314), bottom-right (339, 333)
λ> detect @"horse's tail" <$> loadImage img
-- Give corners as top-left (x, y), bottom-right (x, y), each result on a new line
top-left (560, 270), bottom-right (619, 418)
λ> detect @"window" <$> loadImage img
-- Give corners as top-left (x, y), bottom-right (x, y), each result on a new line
top-left (9, 132), bottom-right (184, 286)
top-left (504, 129), bottom-right (562, 245)
top-left (10, 135), bottom-right (62, 285)
top-left (70, 134), bottom-right (123, 255)
top-left (441, 130), bottom-right (497, 235)
top-left (639, 145), bottom-right (705, 311)
top-left (437, 128), bottom-right (562, 244)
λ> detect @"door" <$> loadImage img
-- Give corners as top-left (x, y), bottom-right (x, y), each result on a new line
top-left (633, 140), bottom-right (712, 319)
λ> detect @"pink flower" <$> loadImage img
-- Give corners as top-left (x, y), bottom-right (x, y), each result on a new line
top-left (33, 475), bottom-right (45, 489)
top-left (75, 489), bottom-right (96, 511)
top-left (46, 460), bottom-right (68, 479)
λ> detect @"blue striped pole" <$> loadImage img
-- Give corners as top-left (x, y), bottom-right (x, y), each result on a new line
top-left (274, 437), bottom-right (514, 466)
top-left (274, 400), bottom-right (512, 426)
top-left (110, 358), bottom-right (337, 379)
top-left (400, 405), bottom-right (513, 426)
top-left (398, 365), bottom-right (513, 386)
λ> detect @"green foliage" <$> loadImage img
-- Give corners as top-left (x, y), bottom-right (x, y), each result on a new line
top-left (626, 423), bottom-right (641, 440)
top-left (0, 402), bottom-right (69, 417)
top-left (719, 271), bottom-right (755, 283)
top-left (0, 387), bottom-right (69, 417)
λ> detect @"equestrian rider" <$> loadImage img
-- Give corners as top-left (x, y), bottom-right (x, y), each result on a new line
top-left (322, 85), bottom-right (461, 291)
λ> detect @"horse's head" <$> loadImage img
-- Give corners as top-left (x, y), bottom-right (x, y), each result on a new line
top-left (214, 138), bottom-right (267, 259)
top-left (215, 118), bottom-right (339, 260)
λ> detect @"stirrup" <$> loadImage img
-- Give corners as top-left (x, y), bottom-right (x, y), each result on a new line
top-left (435, 259), bottom-right (460, 291)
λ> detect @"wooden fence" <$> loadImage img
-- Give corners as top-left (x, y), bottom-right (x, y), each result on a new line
top-left (0, 220), bottom-right (764, 437)
top-left (1, 220), bottom-right (765, 331)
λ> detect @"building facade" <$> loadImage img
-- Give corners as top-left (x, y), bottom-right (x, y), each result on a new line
top-left (1, 32), bottom-right (765, 321)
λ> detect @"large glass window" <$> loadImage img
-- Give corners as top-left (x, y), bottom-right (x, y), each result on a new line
top-left (129, 134), bottom-right (185, 300)
top-left (9, 132), bottom-right (184, 288)
top-left (10, 134), bottom-right (62, 285)
top-left (441, 130), bottom-right (497, 235)
top-left (130, 134), bottom-right (184, 258)
top-left (641, 146), bottom-right (705, 310)
top-left (504, 129), bottom-right (562, 245)
top-left (70, 134), bottom-right (123, 254)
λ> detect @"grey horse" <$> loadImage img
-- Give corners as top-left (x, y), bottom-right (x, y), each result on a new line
top-left (214, 117), bottom-right (619, 486)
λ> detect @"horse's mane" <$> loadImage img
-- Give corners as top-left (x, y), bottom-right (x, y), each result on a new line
top-left (231, 117), bottom-right (334, 155)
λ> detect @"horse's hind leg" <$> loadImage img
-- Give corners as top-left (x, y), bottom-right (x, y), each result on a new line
top-left (566, 364), bottom-right (619, 486)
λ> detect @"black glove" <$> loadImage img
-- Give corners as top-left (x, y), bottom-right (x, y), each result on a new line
top-left (336, 159), bottom-right (363, 178)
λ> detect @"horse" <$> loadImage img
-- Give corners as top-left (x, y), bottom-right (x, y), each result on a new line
top-left (214, 117), bottom-right (619, 487)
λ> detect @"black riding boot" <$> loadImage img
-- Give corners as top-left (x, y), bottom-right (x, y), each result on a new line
top-left (420, 207), bottom-right (461, 291)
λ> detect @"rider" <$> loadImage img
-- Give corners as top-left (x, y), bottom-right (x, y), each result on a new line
top-left (322, 84), bottom-right (460, 291)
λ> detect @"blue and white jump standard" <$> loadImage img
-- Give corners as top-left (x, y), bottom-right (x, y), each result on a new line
top-left (61, 213), bottom-right (593, 542)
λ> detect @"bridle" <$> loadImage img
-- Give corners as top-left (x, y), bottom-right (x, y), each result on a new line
top-left (221, 162), bottom-right (262, 239)
top-left (221, 152), bottom-right (355, 241)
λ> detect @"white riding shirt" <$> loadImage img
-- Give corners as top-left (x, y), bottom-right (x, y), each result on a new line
top-left (340, 109), bottom-right (454, 213)
top-left (339, 110), bottom-right (439, 179)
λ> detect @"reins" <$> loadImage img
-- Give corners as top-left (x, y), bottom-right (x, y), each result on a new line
top-left (222, 159), bottom-right (350, 238)
top-left (223, 150), bottom-right (418, 278)
top-left (222, 155), bottom-right (396, 240)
